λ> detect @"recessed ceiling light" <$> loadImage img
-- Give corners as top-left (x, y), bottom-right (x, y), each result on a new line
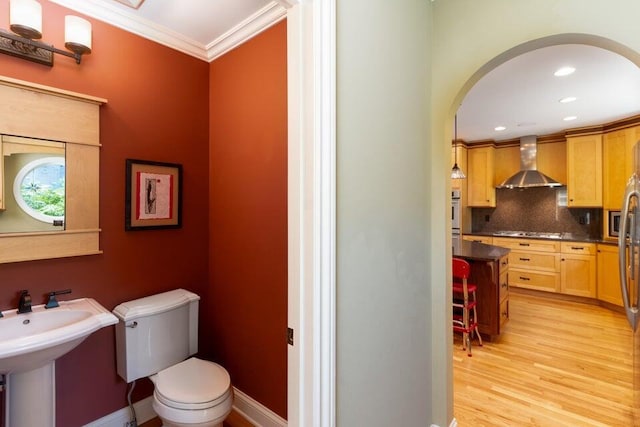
top-left (554, 66), bottom-right (576, 77)
top-left (563, 116), bottom-right (577, 121)
top-left (494, 126), bottom-right (506, 131)
top-left (559, 96), bottom-right (577, 103)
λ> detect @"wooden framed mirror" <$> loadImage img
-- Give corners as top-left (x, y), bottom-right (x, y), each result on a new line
top-left (0, 76), bottom-right (106, 263)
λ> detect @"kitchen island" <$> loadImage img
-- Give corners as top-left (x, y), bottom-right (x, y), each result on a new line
top-left (453, 239), bottom-right (510, 340)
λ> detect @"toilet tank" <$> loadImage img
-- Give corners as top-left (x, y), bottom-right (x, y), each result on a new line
top-left (113, 289), bottom-right (200, 383)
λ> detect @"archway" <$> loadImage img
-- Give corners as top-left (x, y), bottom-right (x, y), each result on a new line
top-left (446, 33), bottom-right (640, 425)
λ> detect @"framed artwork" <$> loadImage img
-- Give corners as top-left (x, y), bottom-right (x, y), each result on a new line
top-left (125, 159), bottom-right (182, 230)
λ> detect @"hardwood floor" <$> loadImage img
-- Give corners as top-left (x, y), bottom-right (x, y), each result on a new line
top-left (454, 289), bottom-right (634, 426)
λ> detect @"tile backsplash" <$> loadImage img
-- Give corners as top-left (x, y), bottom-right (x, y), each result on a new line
top-left (471, 187), bottom-right (601, 238)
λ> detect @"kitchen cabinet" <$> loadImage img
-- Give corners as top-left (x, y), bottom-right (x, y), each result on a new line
top-left (566, 134), bottom-right (602, 207)
top-left (596, 243), bottom-right (623, 306)
top-left (536, 141), bottom-right (567, 185)
top-left (493, 237), bottom-right (596, 298)
top-left (494, 145), bottom-right (519, 187)
top-left (462, 235), bottom-right (493, 245)
top-left (493, 237), bottom-right (561, 293)
top-left (603, 126), bottom-right (640, 210)
top-left (560, 242), bottom-right (596, 298)
top-left (453, 240), bottom-right (510, 340)
top-left (467, 146), bottom-right (495, 207)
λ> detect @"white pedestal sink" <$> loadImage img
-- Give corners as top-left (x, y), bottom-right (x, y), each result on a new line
top-left (0, 298), bottom-right (118, 427)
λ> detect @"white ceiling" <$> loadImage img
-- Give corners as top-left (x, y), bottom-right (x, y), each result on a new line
top-left (47, 3), bottom-right (640, 143)
top-left (457, 44), bottom-right (640, 142)
top-left (50, 0), bottom-right (291, 61)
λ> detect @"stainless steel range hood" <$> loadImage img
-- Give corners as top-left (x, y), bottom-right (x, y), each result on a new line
top-left (496, 135), bottom-right (564, 189)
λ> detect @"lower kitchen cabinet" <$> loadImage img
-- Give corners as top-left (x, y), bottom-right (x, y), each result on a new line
top-left (493, 237), bottom-right (596, 298)
top-left (560, 242), bottom-right (596, 298)
top-left (596, 243), bottom-right (623, 306)
top-left (493, 237), bottom-right (560, 293)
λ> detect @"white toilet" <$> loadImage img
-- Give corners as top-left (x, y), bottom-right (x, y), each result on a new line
top-left (113, 289), bottom-right (233, 427)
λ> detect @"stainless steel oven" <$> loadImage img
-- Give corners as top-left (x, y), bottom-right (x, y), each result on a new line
top-left (452, 189), bottom-right (461, 233)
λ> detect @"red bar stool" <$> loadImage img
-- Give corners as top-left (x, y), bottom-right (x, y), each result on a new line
top-left (452, 257), bottom-right (482, 356)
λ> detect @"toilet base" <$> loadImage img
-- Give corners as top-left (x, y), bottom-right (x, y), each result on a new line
top-left (159, 422), bottom-right (222, 427)
top-left (152, 387), bottom-right (233, 427)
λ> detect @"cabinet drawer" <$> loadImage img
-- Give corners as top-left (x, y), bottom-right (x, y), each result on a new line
top-left (463, 235), bottom-right (493, 244)
top-left (561, 242), bottom-right (596, 255)
top-left (499, 270), bottom-right (509, 302)
top-left (493, 237), bottom-right (561, 253)
top-left (510, 269), bottom-right (560, 292)
top-left (499, 298), bottom-right (509, 327)
top-left (509, 251), bottom-right (560, 272)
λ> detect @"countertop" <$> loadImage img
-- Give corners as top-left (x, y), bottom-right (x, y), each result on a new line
top-left (453, 239), bottom-right (511, 261)
top-left (466, 231), bottom-right (611, 244)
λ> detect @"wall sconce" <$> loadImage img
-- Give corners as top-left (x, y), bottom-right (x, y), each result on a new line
top-left (0, 0), bottom-right (92, 66)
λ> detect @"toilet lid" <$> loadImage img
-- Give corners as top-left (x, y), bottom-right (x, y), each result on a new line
top-left (154, 357), bottom-right (231, 410)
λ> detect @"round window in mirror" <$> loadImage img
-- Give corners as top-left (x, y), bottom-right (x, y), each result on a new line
top-left (13, 157), bottom-right (65, 224)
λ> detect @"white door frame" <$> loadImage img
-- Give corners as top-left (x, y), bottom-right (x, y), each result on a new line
top-left (286, 1), bottom-right (337, 426)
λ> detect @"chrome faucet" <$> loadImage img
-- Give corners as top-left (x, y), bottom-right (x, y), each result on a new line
top-left (17, 290), bottom-right (32, 314)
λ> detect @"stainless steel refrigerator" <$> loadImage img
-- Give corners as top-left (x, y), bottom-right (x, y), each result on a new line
top-left (618, 141), bottom-right (640, 422)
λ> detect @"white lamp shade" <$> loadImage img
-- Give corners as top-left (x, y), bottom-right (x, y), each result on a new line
top-left (9, 0), bottom-right (42, 39)
top-left (65, 15), bottom-right (92, 54)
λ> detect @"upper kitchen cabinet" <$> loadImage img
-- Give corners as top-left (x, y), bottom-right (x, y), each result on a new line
top-left (566, 134), bottom-right (603, 207)
top-left (603, 126), bottom-right (640, 210)
top-left (536, 141), bottom-right (567, 185)
top-left (467, 145), bottom-right (495, 207)
top-left (494, 145), bottom-right (519, 187)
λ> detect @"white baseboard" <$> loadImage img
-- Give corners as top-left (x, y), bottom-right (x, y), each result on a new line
top-left (232, 387), bottom-right (287, 427)
top-left (429, 419), bottom-right (458, 427)
top-left (84, 387), bottom-right (287, 427)
top-left (83, 395), bottom-right (155, 427)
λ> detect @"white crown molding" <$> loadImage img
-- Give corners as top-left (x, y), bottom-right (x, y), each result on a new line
top-left (49, 0), bottom-right (287, 63)
top-left (112, 0), bottom-right (145, 9)
top-left (206, 2), bottom-right (287, 62)
top-left (275, 0), bottom-right (299, 8)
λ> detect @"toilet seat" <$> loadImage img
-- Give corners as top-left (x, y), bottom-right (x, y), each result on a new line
top-left (152, 357), bottom-right (232, 410)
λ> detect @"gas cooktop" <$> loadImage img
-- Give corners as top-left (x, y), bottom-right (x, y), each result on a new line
top-left (492, 231), bottom-right (564, 239)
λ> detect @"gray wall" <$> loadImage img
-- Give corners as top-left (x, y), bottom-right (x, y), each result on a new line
top-left (336, 1), bottom-right (433, 425)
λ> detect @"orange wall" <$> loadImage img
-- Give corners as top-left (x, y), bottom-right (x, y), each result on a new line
top-left (0, 2), bottom-right (210, 426)
top-left (207, 22), bottom-right (288, 418)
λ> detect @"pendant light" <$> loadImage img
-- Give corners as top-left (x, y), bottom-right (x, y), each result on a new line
top-left (450, 114), bottom-right (466, 179)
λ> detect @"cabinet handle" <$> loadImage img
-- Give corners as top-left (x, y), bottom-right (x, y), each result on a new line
top-left (519, 243), bottom-right (530, 247)
top-left (519, 276), bottom-right (530, 281)
top-left (571, 246), bottom-right (584, 250)
top-left (519, 257), bottom-right (530, 261)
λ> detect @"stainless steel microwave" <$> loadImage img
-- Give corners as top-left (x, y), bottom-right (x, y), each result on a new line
top-left (609, 210), bottom-right (621, 237)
